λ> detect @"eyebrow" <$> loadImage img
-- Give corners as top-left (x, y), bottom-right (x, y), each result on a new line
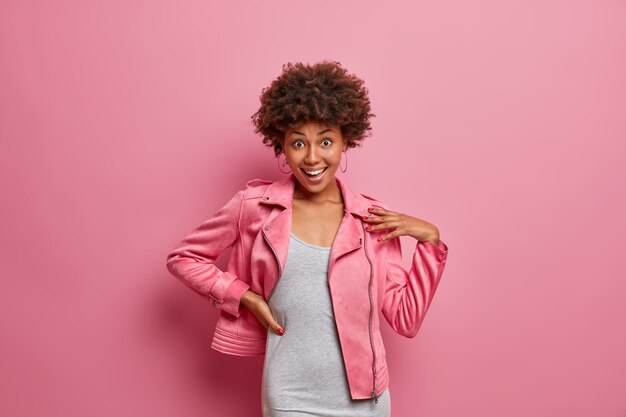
top-left (291, 128), bottom-right (333, 136)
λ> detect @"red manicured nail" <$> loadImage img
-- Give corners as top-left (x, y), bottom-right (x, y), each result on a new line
top-left (365, 226), bottom-right (371, 231)
top-left (276, 328), bottom-right (284, 335)
top-left (362, 216), bottom-right (368, 220)
top-left (377, 237), bottom-right (382, 242)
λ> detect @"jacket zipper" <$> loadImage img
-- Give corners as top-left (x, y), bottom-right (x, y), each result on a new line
top-left (362, 223), bottom-right (378, 404)
top-left (263, 228), bottom-right (283, 302)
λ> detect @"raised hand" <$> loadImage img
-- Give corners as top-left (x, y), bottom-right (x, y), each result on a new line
top-left (363, 207), bottom-right (440, 245)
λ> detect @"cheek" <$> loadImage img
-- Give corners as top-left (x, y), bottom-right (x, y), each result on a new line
top-left (327, 151), bottom-right (343, 164)
top-left (284, 152), bottom-right (300, 164)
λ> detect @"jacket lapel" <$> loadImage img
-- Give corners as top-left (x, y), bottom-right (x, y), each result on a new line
top-left (259, 173), bottom-right (370, 280)
top-left (261, 205), bottom-right (292, 282)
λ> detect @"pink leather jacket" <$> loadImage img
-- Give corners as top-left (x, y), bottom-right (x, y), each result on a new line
top-left (165, 173), bottom-right (449, 402)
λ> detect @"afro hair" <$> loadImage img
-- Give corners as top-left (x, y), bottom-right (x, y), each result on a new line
top-left (251, 60), bottom-right (376, 156)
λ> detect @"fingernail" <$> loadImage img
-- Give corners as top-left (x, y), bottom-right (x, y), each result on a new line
top-left (377, 237), bottom-right (382, 242)
top-left (365, 226), bottom-right (371, 231)
top-left (362, 216), bottom-right (368, 220)
top-left (276, 328), bottom-right (284, 335)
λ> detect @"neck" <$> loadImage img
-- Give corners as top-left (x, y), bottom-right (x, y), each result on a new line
top-left (293, 176), bottom-right (342, 204)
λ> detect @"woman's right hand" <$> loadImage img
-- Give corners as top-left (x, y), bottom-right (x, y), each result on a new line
top-left (240, 290), bottom-right (284, 336)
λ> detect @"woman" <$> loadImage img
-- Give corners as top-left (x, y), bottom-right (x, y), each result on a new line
top-left (166, 61), bottom-right (449, 417)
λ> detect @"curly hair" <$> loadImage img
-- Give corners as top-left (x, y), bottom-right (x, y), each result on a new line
top-left (251, 61), bottom-right (376, 156)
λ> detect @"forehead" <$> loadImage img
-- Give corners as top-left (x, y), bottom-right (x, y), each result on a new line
top-left (285, 122), bottom-right (338, 136)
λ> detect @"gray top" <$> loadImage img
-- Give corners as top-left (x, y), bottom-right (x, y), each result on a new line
top-left (261, 233), bottom-right (390, 417)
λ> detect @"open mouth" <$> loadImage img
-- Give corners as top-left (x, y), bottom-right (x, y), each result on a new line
top-left (301, 167), bottom-right (328, 179)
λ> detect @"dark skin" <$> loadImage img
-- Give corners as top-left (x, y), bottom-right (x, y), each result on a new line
top-left (241, 121), bottom-right (441, 336)
top-left (364, 207), bottom-right (440, 245)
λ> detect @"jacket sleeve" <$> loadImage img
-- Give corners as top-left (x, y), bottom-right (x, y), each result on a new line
top-left (165, 188), bottom-right (251, 318)
top-left (381, 236), bottom-right (448, 338)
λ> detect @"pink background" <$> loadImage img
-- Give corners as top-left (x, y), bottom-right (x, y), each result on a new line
top-left (1, 1), bottom-right (625, 416)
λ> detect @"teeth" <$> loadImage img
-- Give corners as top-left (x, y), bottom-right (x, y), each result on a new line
top-left (304, 168), bottom-right (325, 175)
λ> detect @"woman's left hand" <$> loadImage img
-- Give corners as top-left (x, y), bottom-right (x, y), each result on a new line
top-left (363, 207), bottom-right (440, 245)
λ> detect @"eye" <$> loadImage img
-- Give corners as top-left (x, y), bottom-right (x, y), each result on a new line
top-left (293, 140), bottom-right (304, 148)
top-left (322, 139), bottom-right (332, 146)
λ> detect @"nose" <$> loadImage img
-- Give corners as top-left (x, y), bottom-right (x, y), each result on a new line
top-left (304, 145), bottom-right (321, 164)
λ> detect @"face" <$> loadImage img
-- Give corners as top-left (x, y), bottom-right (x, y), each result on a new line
top-left (282, 121), bottom-right (348, 196)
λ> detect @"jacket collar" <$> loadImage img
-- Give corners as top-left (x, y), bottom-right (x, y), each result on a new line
top-left (259, 172), bottom-right (370, 217)
top-left (258, 172), bottom-right (369, 300)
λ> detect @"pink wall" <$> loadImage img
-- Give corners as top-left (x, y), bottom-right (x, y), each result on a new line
top-left (1, 1), bottom-right (625, 416)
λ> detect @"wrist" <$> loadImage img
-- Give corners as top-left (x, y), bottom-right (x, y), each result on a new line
top-left (240, 290), bottom-right (253, 308)
top-left (424, 229), bottom-right (440, 246)
top-left (241, 289), bottom-right (259, 308)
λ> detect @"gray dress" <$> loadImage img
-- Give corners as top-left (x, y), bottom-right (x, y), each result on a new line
top-left (262, 233), bottom-right (391, 417)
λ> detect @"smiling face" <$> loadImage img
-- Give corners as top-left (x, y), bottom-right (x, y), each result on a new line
top-left (282, 121), bottom-right (348, 199)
